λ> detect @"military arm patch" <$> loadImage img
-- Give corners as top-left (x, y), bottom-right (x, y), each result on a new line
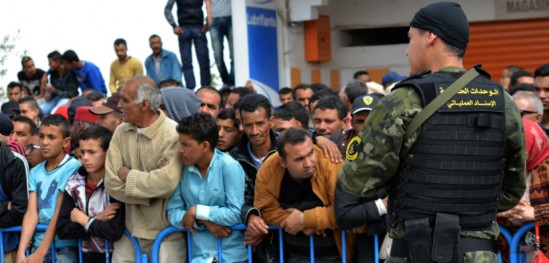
top-left (346, 136), bottom-right (362, 161)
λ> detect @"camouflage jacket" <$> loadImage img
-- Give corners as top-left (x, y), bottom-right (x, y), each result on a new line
top-left (338, 67), bottom-right (526, 244)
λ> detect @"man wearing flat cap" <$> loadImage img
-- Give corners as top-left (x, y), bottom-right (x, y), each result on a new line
top-left (89, 92), bottom-right (124, 133)
top-left (339, 2), bottom-right (525, 262)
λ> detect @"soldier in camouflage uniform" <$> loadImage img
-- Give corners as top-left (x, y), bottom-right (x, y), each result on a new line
top-left (338, 2), bottom-right (526, 262)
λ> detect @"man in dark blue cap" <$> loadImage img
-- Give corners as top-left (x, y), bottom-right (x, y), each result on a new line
top-left (338, 2), bottom-right (525, 262)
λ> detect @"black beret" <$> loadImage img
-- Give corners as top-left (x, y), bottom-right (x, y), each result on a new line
top-left (410, 2), bottom-right (470, 52)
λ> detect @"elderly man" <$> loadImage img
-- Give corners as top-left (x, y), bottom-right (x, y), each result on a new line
top-left (105, 76), bottom-right (186, 262)
top-left (513, 91), bottom-right (544, 123)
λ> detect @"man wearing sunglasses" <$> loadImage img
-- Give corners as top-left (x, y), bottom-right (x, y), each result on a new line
top-left (513, 91), bottom-right (549, 137)
top-left (24, 129), bottom-right (45, 169)
top-left (513, 91), bottom-right (543, 123)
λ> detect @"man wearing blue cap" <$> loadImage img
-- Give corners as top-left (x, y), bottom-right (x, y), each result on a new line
top-left (338, 2), bottom-right (525, 262)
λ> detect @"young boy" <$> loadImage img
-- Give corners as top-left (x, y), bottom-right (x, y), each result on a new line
top-left (167, 113), bottom-right (247, 263)
top-left (56, 125), bottom-right (124, 263)
top-left (17, 114), bottom-right (81, 263)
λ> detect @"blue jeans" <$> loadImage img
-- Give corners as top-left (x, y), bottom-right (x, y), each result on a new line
top-left (210, 16), bottom-right (234, 86)
top-left (177, 25), bottom-right (211, 89)
top-left (32, 246), bottom-right (78, 263)
top-left (38, 97), bottom-right (70, 115)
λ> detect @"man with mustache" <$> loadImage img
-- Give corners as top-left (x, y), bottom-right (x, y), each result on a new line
top-left (254, 128), bottom-right (352, 262)
top-left (229, 94), bottom-right (276, 258)
top-left (145, 35), bottom-right (182, 85)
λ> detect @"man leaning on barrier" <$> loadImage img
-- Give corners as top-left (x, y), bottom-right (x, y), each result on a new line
top-left (338, 2), bottom-right (526, 262)
top-left (167, 112), bottom-right (247, 263)
top-left (254, 128), bottom-right (354, 262)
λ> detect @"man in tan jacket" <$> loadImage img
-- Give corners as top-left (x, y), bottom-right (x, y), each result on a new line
top-left (254, 128), bottom-right (353, 262)
top-left (104, 76), bottom-right (185, 262)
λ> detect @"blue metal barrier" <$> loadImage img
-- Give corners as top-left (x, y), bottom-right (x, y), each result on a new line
top-left (341, 231), bottom-right (346, 262)
top-left (151, 224), bottom-right (285, 263)
top-left (499, 225), bottom-right (513, 263)
top-left (374, 233), bottom-right (379, 262)
top-left (150, 224), bottom-right (381, 263)
top-left (124, 228), bottom-right (148, 263)
top-left (77, 237), bottom-right (111, 263)
top-left (308, 231), bottom-right (378, 263)
top-left (0, 224), bottom-right (52, 263)
top-left (0, 224), bottom-right (119, 263)
top-left (0, 223), bottom-right (472, 263)
top-left (509, 222), bottom-right (536, 263)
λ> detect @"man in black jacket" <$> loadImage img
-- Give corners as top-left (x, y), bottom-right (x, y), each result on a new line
top-left (0, 113), bottom-right (28, 263)
top-left (230, 94), bottom-right (275, 238)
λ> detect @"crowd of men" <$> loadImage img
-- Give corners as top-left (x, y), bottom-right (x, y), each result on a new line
top-left (1, 1), bottom-right (549, 263)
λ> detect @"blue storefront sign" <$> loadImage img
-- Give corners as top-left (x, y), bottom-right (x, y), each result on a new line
top-left (246, 4), bottom-right (280, 104)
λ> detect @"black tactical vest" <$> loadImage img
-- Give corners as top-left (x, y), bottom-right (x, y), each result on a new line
top-left (175, 0), bottom-right (204, 26)
top-left (392, 69), bottom-right (506, 230)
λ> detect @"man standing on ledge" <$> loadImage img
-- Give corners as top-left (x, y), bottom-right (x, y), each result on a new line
top-left (338, 2), bottom-right (526, 262)
top-left (165, 0), bottom-right (212, 90)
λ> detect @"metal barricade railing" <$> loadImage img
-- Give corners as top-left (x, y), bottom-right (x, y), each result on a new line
top-left (8, 223), bottom-right (519, 263)
top-left (0, 224), bottom-right (52, 263)
top-left (124, 228), bottom-right (148, 263)
top-left (151, 224), bottom-right (285, 263)
top-left (150, 224), bottom-right (380, 263)
top-left (76, 236), bottom-right (111, 263)
top-left (0, 224), bottom-right (129, 263)
top-left (151, 224), bottom-right (284, 263)
top-left (509, 222), bottom-right (536, 263)
top-left (499, 224), bottom-right (513, 263)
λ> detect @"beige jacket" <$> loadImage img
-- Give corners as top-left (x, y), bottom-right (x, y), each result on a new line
top-left (105, 111), bottom-right (182, 239)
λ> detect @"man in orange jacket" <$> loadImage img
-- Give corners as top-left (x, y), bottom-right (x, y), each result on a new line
top-left (254, 128), bottom-right (353, 262)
